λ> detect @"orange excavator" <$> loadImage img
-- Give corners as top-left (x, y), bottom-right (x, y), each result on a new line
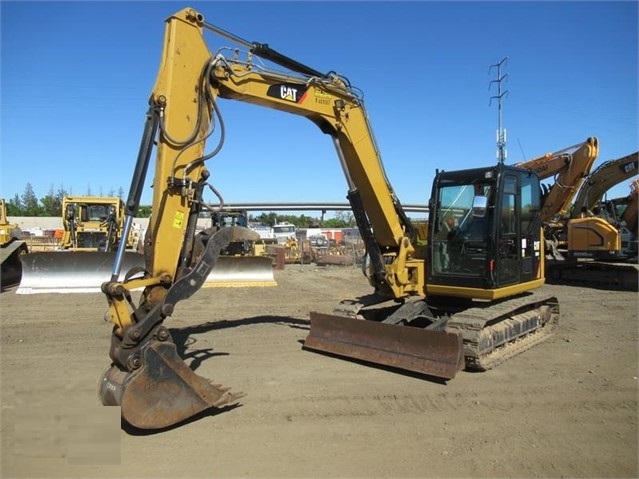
top-left (519, 145), bottom-right (638, 289)
top-left (98, 7), bottom-right (559, 429)
top-left (568, 152), bottom-right (638, 261)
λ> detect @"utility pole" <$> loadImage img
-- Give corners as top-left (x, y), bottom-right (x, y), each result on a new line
top-left (489, 57), bottom-right (509, 164)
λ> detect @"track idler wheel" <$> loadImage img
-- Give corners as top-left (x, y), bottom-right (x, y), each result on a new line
top-left (99, 340), bottom-right (243, 429)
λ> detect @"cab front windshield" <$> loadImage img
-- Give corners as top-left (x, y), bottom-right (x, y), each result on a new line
top-left (432, 182), bottom-right (492, 276)
top-left (434, 183), bottom-right (492, 237)
top-left (87, 205), bottom-right (110, 221)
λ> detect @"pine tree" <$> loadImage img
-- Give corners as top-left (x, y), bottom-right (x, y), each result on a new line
top-left (40, 184), bottom-right (67, 216)
top-left (21, 183), bottom-right (43, 216)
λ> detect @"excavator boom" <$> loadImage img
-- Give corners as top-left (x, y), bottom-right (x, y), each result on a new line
top-left (517, 137), bottom-right (599, 223)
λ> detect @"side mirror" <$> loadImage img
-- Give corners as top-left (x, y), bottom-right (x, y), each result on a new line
top-left (472, 195), bottom-right (488, 218)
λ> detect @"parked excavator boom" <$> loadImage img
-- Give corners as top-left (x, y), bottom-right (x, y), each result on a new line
top-left (570, 152), bottom-right (639, 219)
top-left (516, 137), bottom-right (599, 223)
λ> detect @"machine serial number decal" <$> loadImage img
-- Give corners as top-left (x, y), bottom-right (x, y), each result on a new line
top-left (173, 211), bottom-right (185, 228)
top-left (267, 83), bottom-right (308, 104)
top-left (314, 90), bottom-right (331, 105)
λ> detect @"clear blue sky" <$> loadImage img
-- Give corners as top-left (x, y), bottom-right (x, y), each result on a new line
top-left (2, 1), bottom-right (638, 214)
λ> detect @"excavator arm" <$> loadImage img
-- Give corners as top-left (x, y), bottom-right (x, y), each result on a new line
top-left (98, 8), bottom-right (450, 430)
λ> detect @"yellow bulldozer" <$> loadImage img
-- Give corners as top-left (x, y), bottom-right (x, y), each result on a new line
top-left (0, 198), bottom-right (28, 291)
top-left (16, 196), bottom-right (146, 294)
top-left (60, 196), bottom-right (138, 251)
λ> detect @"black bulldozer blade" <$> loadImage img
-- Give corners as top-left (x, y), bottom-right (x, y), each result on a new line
top-left (304, 312), bottom-right (465, 380)
top-left (99, 340), bottom-right (244, 429)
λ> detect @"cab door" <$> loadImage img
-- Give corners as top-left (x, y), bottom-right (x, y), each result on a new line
top-left (495, 171), bottom-right (542, 286)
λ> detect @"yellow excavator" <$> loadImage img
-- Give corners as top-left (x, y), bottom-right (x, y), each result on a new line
top-left (98, 7), bottom-right (559, 429)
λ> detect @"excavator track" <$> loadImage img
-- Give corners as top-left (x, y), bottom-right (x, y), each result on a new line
top-left (547, 259), bottom-right (638, 291)
top-left (445, 291), bottom-right (560, 371)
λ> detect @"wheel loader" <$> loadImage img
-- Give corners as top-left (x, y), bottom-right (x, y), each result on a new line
top-left (97, 7), bottom-right (559, 430)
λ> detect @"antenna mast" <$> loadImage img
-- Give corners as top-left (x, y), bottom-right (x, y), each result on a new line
top-left (489, 57), bottom-right (509, 164)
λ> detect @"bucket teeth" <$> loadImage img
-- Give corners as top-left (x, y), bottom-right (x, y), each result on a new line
top-left (208, 382), bottom-right (232, 393)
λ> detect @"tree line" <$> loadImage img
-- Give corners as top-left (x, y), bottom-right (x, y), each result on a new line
top-left (248, 211), bottom-right (356, 228)
top-left (5, 183), bottom-right (128, 217)
top-left (5, 183), bottom-right (357, 228)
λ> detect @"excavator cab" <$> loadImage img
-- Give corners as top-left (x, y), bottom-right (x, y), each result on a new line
top-left (428, 164), bottom-right (544, 295)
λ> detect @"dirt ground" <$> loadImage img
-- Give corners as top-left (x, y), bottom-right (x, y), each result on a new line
top-left (1, 264), bottom-right (637, 478)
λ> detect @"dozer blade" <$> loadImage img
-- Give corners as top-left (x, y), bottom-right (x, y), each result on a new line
top-left (204, 255), bottom-right (276, 287)
top-left (17, 251), bottom-right (275, 294)
top-left (1, 240), bottom-right (27, 291)
top-left (99, 340), bottom-right (244, 430)
top-left (16, 251), bottom-right (146, 294)
top-left (304, 312), bottom-right (465, 380)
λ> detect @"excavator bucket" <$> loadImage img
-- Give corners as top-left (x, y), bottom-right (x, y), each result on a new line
top-left (304, 312), bottom-right (465, 380)
top-left (17, 251), bottom-right (275, 294)
top-left (99, 340), bottom-right (244, 429)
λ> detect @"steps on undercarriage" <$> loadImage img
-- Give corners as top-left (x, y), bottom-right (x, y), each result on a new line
top-left (445, 291), bottom-right (560, 371)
